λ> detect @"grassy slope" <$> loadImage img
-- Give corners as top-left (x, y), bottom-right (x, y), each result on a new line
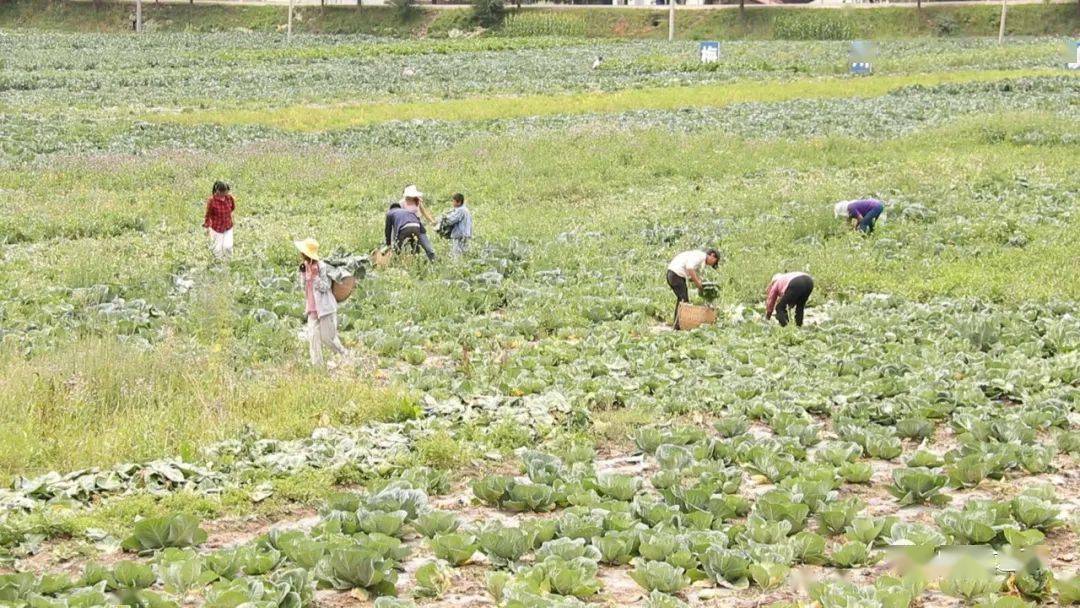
top-left (0, 0), bottom-right (1077, 38)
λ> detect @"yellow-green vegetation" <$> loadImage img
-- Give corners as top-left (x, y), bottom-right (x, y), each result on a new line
top-left (149, 68), bottom-right (1072, 130)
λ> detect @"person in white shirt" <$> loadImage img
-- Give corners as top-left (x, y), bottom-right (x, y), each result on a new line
top-left (666, 248), bottom-right (720, 329)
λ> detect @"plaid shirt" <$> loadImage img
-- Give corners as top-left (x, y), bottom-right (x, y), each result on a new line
top-left (203, 194), bottom-right (235, 233)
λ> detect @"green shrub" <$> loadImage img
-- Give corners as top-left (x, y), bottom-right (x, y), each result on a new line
top-left (389, 0), bottom-right (419, 21)
top-left (471, 0), bottom-right (505, 28)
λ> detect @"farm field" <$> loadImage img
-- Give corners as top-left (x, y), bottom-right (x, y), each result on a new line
top-left (0, 24), bottom-right (1079, 608)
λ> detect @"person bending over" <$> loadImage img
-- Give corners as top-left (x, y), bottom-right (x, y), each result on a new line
top-left (666, 248), bottom-right (720, 330)
top-left (765, 271), bottom-right (815, 327)
top-left (385, 205), bottom-right (435, 261)
top-left (834, 199), bottom-right (884, 234)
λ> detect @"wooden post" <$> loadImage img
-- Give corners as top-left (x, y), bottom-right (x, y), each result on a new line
top-left (997, 0), bottom-right (1007, 44)
top-left (288, 0), bottom-right (294, 43)
top-left (136, 0), bottom-right (142, 33)
top-left (667, 0), bottom-right (675, 41)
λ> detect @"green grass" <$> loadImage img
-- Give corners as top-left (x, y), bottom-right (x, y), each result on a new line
top-left (149, 68), bottom-right (1073, 130)
top-left (4, 116), bottom-right (1075, 479)
top-left (1, 30), bottom-right (1077, 488)
top-left (1, 0), bottom-right (1076, 38)
top-left (0, 331), bottom-right (416, 481)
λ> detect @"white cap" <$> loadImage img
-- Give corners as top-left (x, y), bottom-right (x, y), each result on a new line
top-left (834, 200), bottom-right (850, 219)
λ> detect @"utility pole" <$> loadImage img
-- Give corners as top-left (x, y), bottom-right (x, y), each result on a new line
top-left (136, 0), bottom-right (142, 33)
top-left (668, 0), bottom-right (675, 41)
top-left (288, 0), bottom-right (294, 43)
top-left (997, 0), bottom-right (1007, 44)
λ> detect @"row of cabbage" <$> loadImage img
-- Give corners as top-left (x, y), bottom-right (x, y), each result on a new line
top-left (1, 34), bottom-right (1064, 111)
top-left (3, 76), bottom-right (1076, 164)
top-left (3, 433), bottom-right (1077, 608)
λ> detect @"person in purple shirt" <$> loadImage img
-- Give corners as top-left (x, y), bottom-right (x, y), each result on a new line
top-left (834, 199), bottom-right (884, 234)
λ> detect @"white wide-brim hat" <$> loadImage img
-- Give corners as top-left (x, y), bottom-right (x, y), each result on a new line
top-left (402, 185), bottom-right (424, 200)
top-left (833, 200), bottom-right (850, 219)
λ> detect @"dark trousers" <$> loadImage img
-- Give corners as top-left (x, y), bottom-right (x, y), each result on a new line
top-left (396, 225), bottom-right (436, 261)
top-left (666, 270), bottom-right (689, 329)
top-left (857, 204), bottom-right (884, 233)
top-left (776, 275), bottom-right (814, 327)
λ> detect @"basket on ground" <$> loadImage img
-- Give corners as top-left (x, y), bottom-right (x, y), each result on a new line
top-left (677, 303), bottom-right (716, 330)
top-left (371, 247), bottom-right (393, 268)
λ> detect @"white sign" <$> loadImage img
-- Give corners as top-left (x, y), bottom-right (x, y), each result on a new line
top-left (1069, 41), bottom-right (1080, 69)
top-left (700, 41), bottom-right (719, 64)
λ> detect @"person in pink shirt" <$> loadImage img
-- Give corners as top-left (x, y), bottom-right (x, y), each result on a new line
top-left (295, 238), bottom-right (347, 367)
top-left (765, 272), bottom-right (814, 327)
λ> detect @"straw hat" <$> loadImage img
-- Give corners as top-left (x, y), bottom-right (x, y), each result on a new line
top-left (402, 185), bottom-right (424, 200)
top-left (833, 200), bottom-right (851, 219)
top-left (293, 238), bottom-right (320, 260)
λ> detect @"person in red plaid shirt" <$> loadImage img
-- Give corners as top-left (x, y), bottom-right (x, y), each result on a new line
top-left (203, 181), bottom-right (235, 260)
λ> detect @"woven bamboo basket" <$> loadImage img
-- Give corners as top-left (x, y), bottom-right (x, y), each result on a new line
top-left (371, 247), bottom-right (393, 268)
top-left (677, 303), bottom-right (717, 330)
top-left (331, 276), bottom-right (357, 303)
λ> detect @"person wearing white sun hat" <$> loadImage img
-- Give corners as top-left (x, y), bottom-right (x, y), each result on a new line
top-left (295, 238), bottom-right (347, 366)
top-left (400, 184), bottom-right (434, 223)
top-left (834, 198), bottom-right (885, 234)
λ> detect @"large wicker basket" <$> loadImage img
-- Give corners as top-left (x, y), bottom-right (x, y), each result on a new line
top-left (331, 276), bottom-right (357, 303)
top-left (677, 303), bottom-right (717, 330)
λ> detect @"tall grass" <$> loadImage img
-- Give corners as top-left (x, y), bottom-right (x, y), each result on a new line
top-left (498, 13), bottom-right (588, 38)
top-left (0, 335), bottom-right (414, 482)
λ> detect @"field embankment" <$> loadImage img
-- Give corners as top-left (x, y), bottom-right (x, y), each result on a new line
top-left (0, 0), bottom-right (1077, 38)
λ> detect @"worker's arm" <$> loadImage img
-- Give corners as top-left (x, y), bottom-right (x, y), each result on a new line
top-left (384, 214), bottom-right (393, 247)
top-left (418, 200), bottom-right (435, 223)
top-left (686, 268), bottom-right (704, 290)
top-left (765, 282), bottom-right (778, 319)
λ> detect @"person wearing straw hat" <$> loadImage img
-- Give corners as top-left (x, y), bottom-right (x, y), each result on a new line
top-left (765, 271), bottom-right (814, 328)
top-left (295, 238), bottom-right (347, 367)
top-left (666, 248), bottom-right (720, 330)
top-left (834, 198), bottom-right (885, 234)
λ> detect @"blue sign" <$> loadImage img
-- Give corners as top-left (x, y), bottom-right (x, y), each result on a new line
top-left (850, 62), bottom-right (873, 75)
top-left (849, 40), bottom-right (876, 75)
top-left (700, 41), bottom-right (720, 64)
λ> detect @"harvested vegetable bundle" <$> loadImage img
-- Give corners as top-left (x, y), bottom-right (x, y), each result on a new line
top-left (699, 282), bottom-right (720, 304)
